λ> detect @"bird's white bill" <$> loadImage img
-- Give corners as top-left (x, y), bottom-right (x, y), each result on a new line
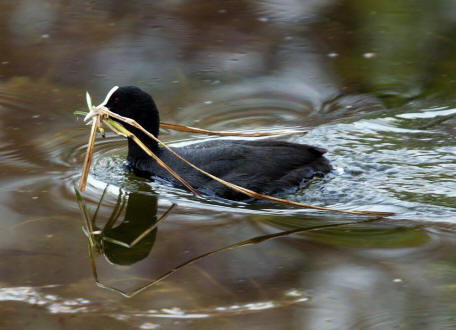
top-left (98, 86), bottom-right (119, 107)
top-left (83, 86), bottom-right (119, 123)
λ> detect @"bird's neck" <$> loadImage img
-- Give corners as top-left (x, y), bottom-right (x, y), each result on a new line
top-left (127, 132), bottom-right (159, 161)
top-left (126, 107), bottom-right (160, 161)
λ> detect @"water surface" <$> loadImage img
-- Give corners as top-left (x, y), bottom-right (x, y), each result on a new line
top-left (1, 1), bottom-right (456, 329)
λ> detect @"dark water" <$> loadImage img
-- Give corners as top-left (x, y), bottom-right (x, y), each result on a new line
top-left (1, 1), bottom-right (456, 329)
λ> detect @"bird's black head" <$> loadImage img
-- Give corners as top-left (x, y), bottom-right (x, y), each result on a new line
top-left (105, 86), bottom-right (160, 137)
top-left (103, 86), bottom-right (161, 159)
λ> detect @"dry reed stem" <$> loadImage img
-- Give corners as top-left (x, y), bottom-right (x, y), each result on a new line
top-left (79, 116), bottom-right (99, 191)
top-left (96, 107), bottom-right (394, 217)
top-left (160, 121), bottom-right (304, 137)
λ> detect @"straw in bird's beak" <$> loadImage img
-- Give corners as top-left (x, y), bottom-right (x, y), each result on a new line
top-left (79, 86), bottom-right (119, 191)
top-left (84, 86), bottom-right (119, 124)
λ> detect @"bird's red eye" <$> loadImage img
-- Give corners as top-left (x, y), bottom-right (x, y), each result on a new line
top-left (114, 98), bottom-right (120, 104)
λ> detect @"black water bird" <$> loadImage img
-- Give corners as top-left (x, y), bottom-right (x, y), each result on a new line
top-left (100, 86), bottom-right (332, 200)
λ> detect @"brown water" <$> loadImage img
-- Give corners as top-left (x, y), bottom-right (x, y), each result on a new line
top-left (1, 1), bottom-right (456, 329)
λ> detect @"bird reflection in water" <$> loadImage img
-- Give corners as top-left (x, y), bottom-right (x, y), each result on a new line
top-left (92, 189), bottom-right (174, 265)
top-left (75, 186), bottom-right (175, 296)
top-left (75, 186), bottom-right (379, 298)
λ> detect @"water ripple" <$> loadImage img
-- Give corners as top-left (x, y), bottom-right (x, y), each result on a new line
top-left (0, 285), bottom-right (310, 320)
top-left (58, 99), bottom-right (456, 222)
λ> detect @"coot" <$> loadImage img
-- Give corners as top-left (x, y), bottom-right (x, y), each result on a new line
top-left (98, 86), bottom-right (332, 200)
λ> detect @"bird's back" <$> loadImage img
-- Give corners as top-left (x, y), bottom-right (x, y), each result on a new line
top-left (127, 139), bottom-right (332, 200)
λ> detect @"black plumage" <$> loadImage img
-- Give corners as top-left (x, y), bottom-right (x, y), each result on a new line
top-left (105, 86), bottom-right (332, 200)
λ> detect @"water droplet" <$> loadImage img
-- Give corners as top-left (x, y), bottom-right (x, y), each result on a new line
top-left (140, 323), bottom-right (160, 330)
top-left (161, 307), bottom-right (184, 315)
top-left (285, 289), bottom-right (302, 297)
